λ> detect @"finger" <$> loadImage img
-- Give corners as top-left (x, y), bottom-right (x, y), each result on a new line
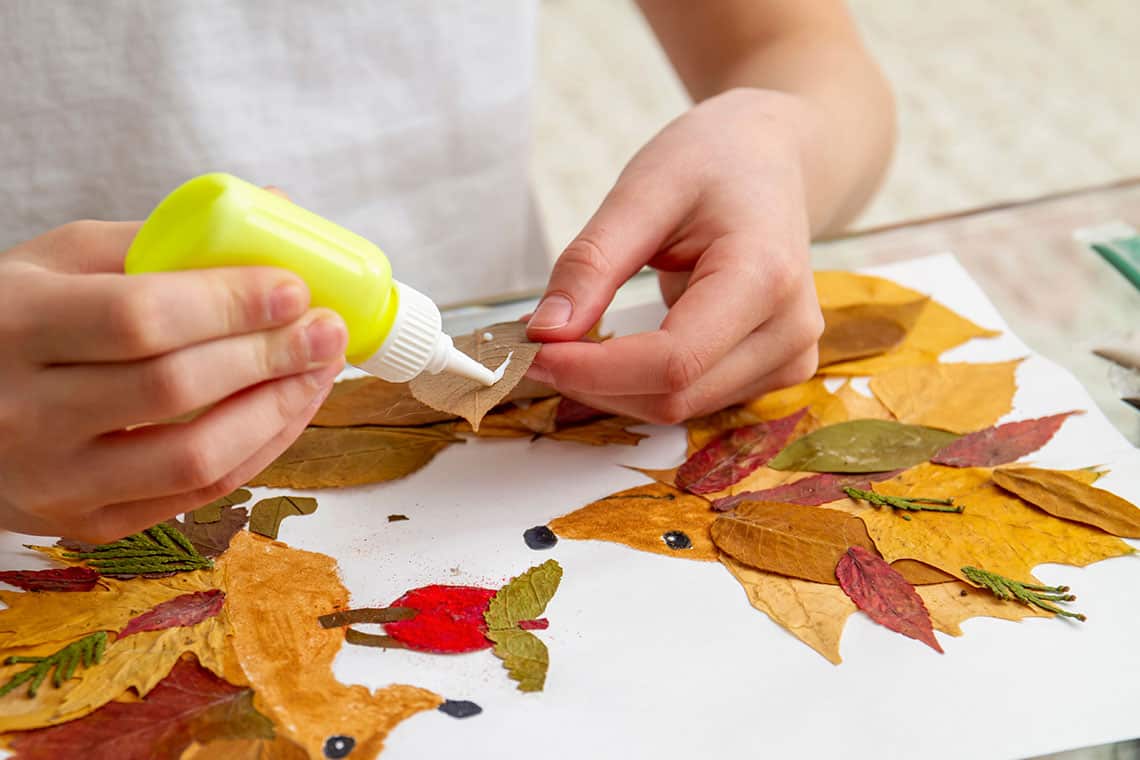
top-left (526, 168), bottom-right (697, 342)
top-left (73, 361), bottom-right (342, 508)
top-left (658, 270), bottom-right (690, 308)
top-left (27, 266), bottom-right (311, 363)
top-left (41, 308), bottom-right (347, 434)
top-left (533, 234), bottom-right (807, 395)
top-left (18, 220), bottom-right (143, 274)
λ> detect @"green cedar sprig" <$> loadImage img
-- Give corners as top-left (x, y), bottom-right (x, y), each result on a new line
top-left (843, 486), bottom-right (964, 521)
top-left (64, 523), bottom-right (211, 575)
top-left (0, 631), bottom-right (108, 697)
top-left (962, 566), bottom-right (1086, 621)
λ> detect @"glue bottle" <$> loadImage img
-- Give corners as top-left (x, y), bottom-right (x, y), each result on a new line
top-left (124, 172), bottom-right (501, 385)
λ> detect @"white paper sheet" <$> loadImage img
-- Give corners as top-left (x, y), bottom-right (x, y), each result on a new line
top-left (1, 253), bottom-right (1137, 760)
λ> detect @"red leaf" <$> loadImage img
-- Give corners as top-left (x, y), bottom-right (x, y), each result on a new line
top-left (0, 567), bottom-right (99, 592)
top-left (119, 590), bottom-right (226, 639)
top-left (676, 408), bottom-right (808, 495)
top-left (555, 397), bottom-right (610, 426)
top-left (710, 470), bottom-right (901, 512)
top-left (7, 658), bottom-right (273, 760)
top-left (931, 412), bottom-right (1078, 467)
top-left (835, 546), bottom-right (943, 653)
top-left (382, 585), bottom-right (498, 653)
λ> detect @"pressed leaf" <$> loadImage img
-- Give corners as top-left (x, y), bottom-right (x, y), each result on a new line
top-left (179, 735), bottom-right (309, 760)
top-left (409, 321), bottom-right (540, 431)
top-left (869, 361), bottom-right (1021, 434)
top-left (818, 298), bottom-right (928, 367)
top-left (745, 378), bottom-right (833, 425)
top-left (5, 658), bottom-right (274, 760)
top-left (249, 425), bottom-right (461, 488)
top-left (835, 546), bottom-right (943, 653)
top-left (686, 406), bottom-right (764, 454)
top-left (311, 376), bottom-right (455, 427)
top-left (379, 586), bottom-right (497, 654)
top-left (486, 628), bottom-right (549, 692)
top-left (165, 506), bottom-right (249, 559)
top-left (676, 409), bottom-right (808, 494)
top-left (830, 464), bottom-right (1133, 583)
top-left (218, 532), bottom-right (441, 757)
top-left (817, 382), bottom-right (895, 427)
top-left (61, 524), bottom-right (211, 578)
top-left (992, 466), bottom-right (1140, 538)
top-left (711, 471), bottom-right (901, 512)
top-left (191, 489), bottom-right (251, 525)
top-left (459, 397), bottom-right (561, 438)
top-left (549, 482), bottom-right (718, 561)
top-left (248, 497), bottom-right (318, 540)
top-left (710, 501), bottom-right (939, 585)
top-left (918, 581), bottom-right (1051, 636)
top-left (0, 568), bottom-right (99, 593)
top-left (542, 416), bottom-right (646, 446)
top-left (554, 397), bottom-right (609, 426)
top-left (118, 590), bottom-right (225, 639)
top-left (931, 412), bottom-right (1079, 467)
top-left (768, 419), bottom-right (959, 473)
top-left (484, 560), bottom-right (562, 631)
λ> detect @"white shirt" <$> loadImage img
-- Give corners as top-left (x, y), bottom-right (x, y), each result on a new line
top-left (1, 0), bottom-right (548, 306)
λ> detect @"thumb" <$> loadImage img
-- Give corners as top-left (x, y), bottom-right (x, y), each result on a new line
top-left (526, 176), bottom-right (689, 342)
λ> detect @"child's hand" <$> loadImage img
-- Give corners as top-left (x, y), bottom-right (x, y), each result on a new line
top-left (525, 89), bottom-right (824, 423)
top-left (0, 221), bottom-right (347, 542)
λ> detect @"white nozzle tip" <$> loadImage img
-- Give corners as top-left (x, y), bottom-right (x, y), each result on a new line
top-left (443, 347), bottom-right (497, 386)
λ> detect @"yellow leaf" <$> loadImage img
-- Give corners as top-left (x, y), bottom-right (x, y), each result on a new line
top-left (818, 298), bottom-right (928, 367)
top-left (744, 378), bottom-right (832, 423)
top-left (992, 466), bottom-right (1140, 538)
top-left (917, 581), bottom-right (1050, 637)
top-left (869, 361), bottom-right (1021, 433)
top-left (816, 381), bottom-right (894, 427)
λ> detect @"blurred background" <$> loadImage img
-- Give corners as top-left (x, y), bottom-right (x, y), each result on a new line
top-left (531, 0), bottom-right (1140, 250)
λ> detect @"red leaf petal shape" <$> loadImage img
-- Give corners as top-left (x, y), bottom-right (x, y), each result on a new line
top-left (382, 585), bottom-right (498, 653)
top-left (6, 658), bottom-right (273, 760)
top-left (930, 412), bottom-right (1078, 467)
top-left (0, 567), bottom-right (99, 592)
top-left (711, 470), bottom-right (901, 512)
top-left (835, 546), bottom-right (943, 653)
top-left (676, 408), bottom-right (808, 495)
top-left (118, 590), bottom-right (226, 639)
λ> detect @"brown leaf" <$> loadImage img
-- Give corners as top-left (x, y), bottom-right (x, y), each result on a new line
top-left (836, 546), bottom-right (943, 653)
top-left (548, 482), bottom-right (718, 561)
top-left (5, 658), bottom-right (274, 760)
top-left (409, 321), bottom-right (540, 431)
top-left (119, 590), bottom-right (226, 639)
top-left (0, 568), bottom-right (100, 593)
top-left (676, 409), bottom-right (807, 494)
top-left (818, 298), bottom-right (928, 367)
top-left (710, 471), bottom-right (901, 511)
top-left (869, 360), bottom-right (1022, 434)
top-left (458, 397), bottom-right (561, 438)
top-left (710, 501), bottom-right (939, 585)
top-left (248, 425), bottom-right (461, 488)
top-left (931, 412), bottom-right (1080, 467)
top-left (191, 489), bottom-right (252, 525)
top-left (248, 497), bottom-right (319, 540)
top-left (166, 507), bottom-right (249, 558)
top-left (542, 416), bottom-right (647, 446)
top-left (311, 376), bottom-right (455, 427)
top-left (992, 466), bottom-right (1140, 538)
top-left (179, 735), bottom-right (309, 760)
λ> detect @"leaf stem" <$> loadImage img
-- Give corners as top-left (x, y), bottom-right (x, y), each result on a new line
top-left (961, 566), bottom-right (1085, 621)
top-left (843, 487), bottom-right (964, 520)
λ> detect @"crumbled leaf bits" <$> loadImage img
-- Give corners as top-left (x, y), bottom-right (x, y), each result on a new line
top-left (711, 471), bottom-right (900, 512)
top-left (676, 408), bottom-right (808, 494)
top-left (992, 466), bottom-right (1140, 538)
top-left (4, 658), bottom-right (275, 759)
top-left (248, 496), bottom-right (318, 540)
top-left (817, 298), bottom-right (928, 367)
top-left (191, 488), bottom-right (252, 524)
top-left (0, 567), bottom-right (100, 592)
top-left (387, 514), bottom-right (410, 523)
top-left (768, 419), bottom-right (959, 473)
top-left (484, 560), bottom-right (562, 692)
top-left (409, 321), bottom-right (540, 431)
top-left (843, 486), bottom-right (963, 521)
top-left (249, 424), bottom-right (461, 488)
top-left (962, 566), bottom-right (1085, 621)
top-left (931, 412), bottom-right (1079, 467)
top-left (165, 505), bottom-right (249, 558)
top-left (63, 523), bottom-right (211, 576)
top-left (836, 546), bottom-right (943, 653)
top-left (118, 590), bottom-right (226, 639)
top-left (0, 632), bottom-right (107, 698)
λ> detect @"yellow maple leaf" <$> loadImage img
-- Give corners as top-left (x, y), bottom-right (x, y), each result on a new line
top-left (869, 360), bottom-right (1022, 433)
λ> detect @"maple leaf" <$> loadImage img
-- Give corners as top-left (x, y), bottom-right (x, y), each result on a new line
top-left (931, 412), bottom-right (1079, 467)
top-left (869, 360), bottom-right (1021, 434)
top-left (4, 658), bottom-right (275, 760)
top-left (992, 466), bottom-right (1140, 538)
top-left (768, 419), bottom-right (959, 473)
top-left (835, 546), bottom-right (943, 653)
top-left (675, 408), bottom-right (808, 494)
top-left (710, 471), bottom-right (900, 512)
top-left (248, 497), bottom-right (318, 540)
top-left (0, 568), bottom-right (99, 593)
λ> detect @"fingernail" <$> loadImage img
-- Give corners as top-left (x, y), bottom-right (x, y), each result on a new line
top-left (305, 314), bottom-right (347, 363)
top-left (528, 294), bottom-right (573, 330)
top-left (270, 283), bottom-right (308, 322)
top-left (526, 363), bottom-right (553, 385)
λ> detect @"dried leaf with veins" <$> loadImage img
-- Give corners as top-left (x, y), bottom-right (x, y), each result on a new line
top-left (818, 298), bottom-right (928, 367)
top-left (249, 425), bottom-right (461, 488)
top-left (768, 419), bottom-right (959, 473)
top-left (917, 581), bottom-right (1050, 636)
top-left (409, 321), bottom-right (540, 431)
top-left (484, 560), bottom-right (562, 692)
top-left (869, 360), bottom-right (1021, 434)
top-left (459, 397), bottom-right (561, 438)
top-left (931, 412), bottom-right (1079, 467)
top-left (118, 590), bottom-right (226, 639)
top-left (745, 378), bottom-right (833, 426)
top-left (992, 466), bottom-right (1140, 537)
top-left (192, 489), bottom-right (252, 525)
top-left (676, 409), bottom-right (807, 495)
top-left (816, 381), bottom-right (895, 427)
top-left (542, 415), bottom-right (647, 447)
top-left (548, 482), bottom-right (718, 561)
top-left (248, 497), bottom-right (318, 540)
top-left (685, 406), bottom-right (764, 454)
top-left (836, 546), bottom-right (942, 653)
top-left (311, 376), bottom-right (455, 427)
top-left (165, 506), bottom-right (249, 558)
top-left (711, 471), bottom-right (901, 512)
top-left (0, 568), bottom-right (100, 593)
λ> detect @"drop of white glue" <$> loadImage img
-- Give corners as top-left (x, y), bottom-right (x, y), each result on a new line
top-left (488, 351), bottom-right (514, 384)
top-left (482, 332), bottom-right (494, 342)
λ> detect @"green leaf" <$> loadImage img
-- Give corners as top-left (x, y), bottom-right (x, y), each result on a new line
top-left (248, 496), bottom-right (318, 540)
top-left (63, 524), bottom-right (212, 575)
top-left (484, 559), bottom-right (562, 630)
top-left (768, 419), bottom-right (960, 473)
top-left (486, 628), bottom-right (549, 692)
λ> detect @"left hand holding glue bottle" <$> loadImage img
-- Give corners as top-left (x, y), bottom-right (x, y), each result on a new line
top-left (0, 173), bottom-right (499, 543)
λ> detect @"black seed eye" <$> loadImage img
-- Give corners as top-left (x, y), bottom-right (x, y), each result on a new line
top-left (324, 735), bottom-right (355, 758)
top-left (439, 699), bottom-right (483, 718)
top-left (662, 531), bottom-right (692, 550)
top-left (523, 525), bottom-right (558, 550)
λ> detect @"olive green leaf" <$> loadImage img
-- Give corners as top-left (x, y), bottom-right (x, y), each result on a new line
top-left (768, 419), bottom-right (959, 473)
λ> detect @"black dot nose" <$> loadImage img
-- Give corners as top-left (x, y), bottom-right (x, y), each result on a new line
top-left (324, 735), bottom-right (355, 758)
top-left (439, 699), bottom-right (483, 718)
top-left (523, 525), bottom-right (558, 550)
top-left (662, 531), bottom-right (692, 550)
